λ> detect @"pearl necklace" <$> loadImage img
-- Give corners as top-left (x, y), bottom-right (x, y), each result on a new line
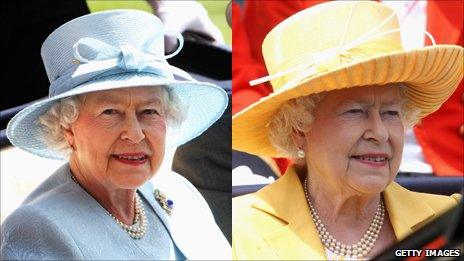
top-left (108, 193), bottom-right (148, 239)
top-left (303, 177), bottom-right (385, 258)
top-left (70, 174), bottom-right (148, 239)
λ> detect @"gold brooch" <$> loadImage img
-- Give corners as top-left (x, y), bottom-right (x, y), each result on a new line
top-left (154, 189), bottom-right (173, 215)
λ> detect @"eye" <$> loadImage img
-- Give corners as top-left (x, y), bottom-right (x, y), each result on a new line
top-left (346, 109), bottom-right (364, 114)
top-left (142, 109), bottom-right (160, 115)
top-left (384, 110), bottom-right (400, 116)
top-left (102, 109), bottom-right (119, 115)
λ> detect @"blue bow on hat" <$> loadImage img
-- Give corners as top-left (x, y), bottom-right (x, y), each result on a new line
top-left (49, 31), bottom-right (195, 97)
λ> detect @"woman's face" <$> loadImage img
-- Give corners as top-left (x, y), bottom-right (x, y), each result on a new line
top-left (300, 85), bottom-right (404, 195)
top-left (66, 86), bottom-right (166, 189)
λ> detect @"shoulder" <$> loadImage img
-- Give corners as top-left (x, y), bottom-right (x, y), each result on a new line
top-left (384, 181), bottom-right (461, 239)
top-left (153, 170), bottom-right (206, 199)
top-left (165, 171), bottom-right (203, 193)
top-left (232, 194), bottom-right (261, 238)
top-left (232, 190), bottom-right (285, 229)
top-left (232, 193), bottom-right (285, 260)
top-left (1, 205), bottom-right (83, 260)
top-left (2, 204), bottom-right (51, 229)
top-left (232, 190), bottom-right (285, 239)
top-left (233, 193), bottom-right (259, 219)
top-left (387, 182), bottom-right (460, 214)
top-left (410, 190), bottom-right (460, 211)
top-left (21, 163), bottom-right (74, 205)
top-left (5, 163), bottom-right (83, 221)
top-left (1, 164), bottom-right (92, 259)
top-left (151, 170), bottom-right (214, 217)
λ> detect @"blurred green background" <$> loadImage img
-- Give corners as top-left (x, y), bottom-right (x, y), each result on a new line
top-left (86, 0), bottom-right (231, 45)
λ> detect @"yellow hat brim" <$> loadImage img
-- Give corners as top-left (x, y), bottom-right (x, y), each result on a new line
top-left (232, 45), bottom-right (464, 157)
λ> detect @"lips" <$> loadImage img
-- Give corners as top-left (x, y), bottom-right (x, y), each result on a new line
top-left (351, 153), bottom-right (390, 167)
top-left (115, 154), bottom-right (147, 160)
top-left (112, 153), bottom-right (149, 165)
top-left (352, 155), bottom-right (388, 162)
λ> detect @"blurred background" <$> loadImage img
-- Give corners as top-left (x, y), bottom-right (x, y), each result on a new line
top-left (87, 0), bottom-right (231, 44)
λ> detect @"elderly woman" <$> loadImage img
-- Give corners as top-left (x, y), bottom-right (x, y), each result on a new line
top-left (1, 10), bottom-right (230, 260)
top-left (232, 1), bottom-right (463, 260)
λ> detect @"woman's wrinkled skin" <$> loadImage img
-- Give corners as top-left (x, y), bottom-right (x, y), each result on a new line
top-left (293, 84), bottom-right (403, 255)
top-left (64, 86), bottom-right (166, 224)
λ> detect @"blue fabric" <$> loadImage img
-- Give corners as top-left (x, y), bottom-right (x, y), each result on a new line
top-left (1, 163), bottom-right (230, 260)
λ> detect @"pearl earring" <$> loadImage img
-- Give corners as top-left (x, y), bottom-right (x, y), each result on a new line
top-left (297, 149), bottom-right (305, 158)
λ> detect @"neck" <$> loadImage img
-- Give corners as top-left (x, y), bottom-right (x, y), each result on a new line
top-left (301, 164), bottom-right (380, 220)
top-left (304, 170), bottom-right (381, 244)
top-left (311, 184), bottom-right (380, 222)
top-left (69, 156), bottom-right (137, 225)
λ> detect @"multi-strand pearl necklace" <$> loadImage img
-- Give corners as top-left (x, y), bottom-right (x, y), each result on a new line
top-left (108, 193), bottom-right (148, 239)
top-left (303, 177), bottom-right (385, 258)
top-left (71, 174), bottom-right (148, 239)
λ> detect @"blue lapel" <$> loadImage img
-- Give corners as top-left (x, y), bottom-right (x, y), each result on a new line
top-left (138, 172), bottom-right (230, 260)
top-left (138, 177), bottom-right (197, 260)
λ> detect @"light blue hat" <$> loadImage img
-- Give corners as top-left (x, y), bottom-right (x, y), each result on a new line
top-left (6, 9), bottom-right (228, 160)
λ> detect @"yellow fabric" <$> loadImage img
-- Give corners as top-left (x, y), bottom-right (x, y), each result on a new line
top-left (232, 167), bottom-right (461, 260)
top-left (232, 1), bottom-right (463, 157)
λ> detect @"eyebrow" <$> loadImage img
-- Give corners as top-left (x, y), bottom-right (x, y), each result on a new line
top-left (93, 94), bottom-right (163, 106)
top-left (342, 98), bottom-right (402, 107)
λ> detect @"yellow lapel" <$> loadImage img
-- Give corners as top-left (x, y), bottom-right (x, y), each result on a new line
top-left (382, 182), bottom-right (436, 240)
top-left (248, 168), bottom-right (441, 259)
top-left (250, 168), bottom-right (326, 260)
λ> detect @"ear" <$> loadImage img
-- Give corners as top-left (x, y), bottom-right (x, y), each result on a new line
top-left (62, 125), bottom-right (76, 150)
top-left (291, 129), bottom-right (307, 151)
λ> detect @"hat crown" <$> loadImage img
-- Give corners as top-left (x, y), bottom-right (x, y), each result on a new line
top-left (262, 1), bottom-right (402, 90)
top-left (41, 9), bottom-right (165, 83)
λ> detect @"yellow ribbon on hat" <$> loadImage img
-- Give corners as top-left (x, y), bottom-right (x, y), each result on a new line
top-left (250, 8), bottom-right (437, 92)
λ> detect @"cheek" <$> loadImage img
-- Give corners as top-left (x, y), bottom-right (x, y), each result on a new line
top-left (146, 127), bottom-right (166, 171)
top-left (144, 120), bottom-right (167, 150)
top-left (74, 118), bottom-right (114, 150)
top-left (390, 125), bottom-right (404, 157)
top-left (72, 121), bottom-right (116, 172)
top-left (327, 120), bottom-right (364, 153)
top-left (145, 118), bottom-right (167, 136)
top-left (307, 119), bottom-right (360, 165)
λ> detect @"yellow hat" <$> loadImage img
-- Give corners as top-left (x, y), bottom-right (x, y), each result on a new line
top-left (233, 1), bottom-right (463, 157)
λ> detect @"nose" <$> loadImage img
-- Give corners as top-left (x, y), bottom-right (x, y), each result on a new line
top-left (363, 111), bottom-right (388, 144)
top-left (120, 112), bottom-right (145, 143)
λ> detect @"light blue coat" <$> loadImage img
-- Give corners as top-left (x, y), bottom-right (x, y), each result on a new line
top-left (1, 164), bottom-right (231, 260)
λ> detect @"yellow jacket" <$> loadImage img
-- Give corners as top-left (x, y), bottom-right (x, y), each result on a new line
top-left (232, 167), bottom-right (461, 260)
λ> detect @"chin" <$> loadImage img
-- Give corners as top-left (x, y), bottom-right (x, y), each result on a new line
top-left (113, 172), bottom-right (150, 189)
top-left (347, 174), bottom-right (391, 195)
top-left (116, 180), bottom-right (147, 189)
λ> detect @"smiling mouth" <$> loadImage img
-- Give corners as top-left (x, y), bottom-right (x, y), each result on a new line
top-left (351, 155), bottom-right (388, 162)
top-left (114, 155), bottom-right (148, 160)
top-left (351, 155), bottom-right (390, 168)
top-left (112, 154), bottom-right (149, 165)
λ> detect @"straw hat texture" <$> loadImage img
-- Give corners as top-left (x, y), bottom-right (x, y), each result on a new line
top-left (232, 1), bottom-right (463, 157)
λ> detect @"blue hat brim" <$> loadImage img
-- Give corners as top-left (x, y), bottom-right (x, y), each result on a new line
top-left (7, 72), bottom-right (228, 160)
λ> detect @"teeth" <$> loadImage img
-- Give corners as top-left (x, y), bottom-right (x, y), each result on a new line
top-left (117, 155), bottom-right (145, 160)
top-left (358, 156), bottom-right (386, 162)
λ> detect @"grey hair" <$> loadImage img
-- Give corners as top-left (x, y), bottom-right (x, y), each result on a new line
top-left (268, 93), bottom-right (325, 159)
top-left (268, 83), bottom-right (421, 159)
top-left (38, 86), bottom-right (186, 157)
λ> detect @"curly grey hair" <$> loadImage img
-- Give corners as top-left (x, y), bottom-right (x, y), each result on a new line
top-left (268, 83), bottom-right (421, 159)
top-left (38, 86), bottom-right (185, 156)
